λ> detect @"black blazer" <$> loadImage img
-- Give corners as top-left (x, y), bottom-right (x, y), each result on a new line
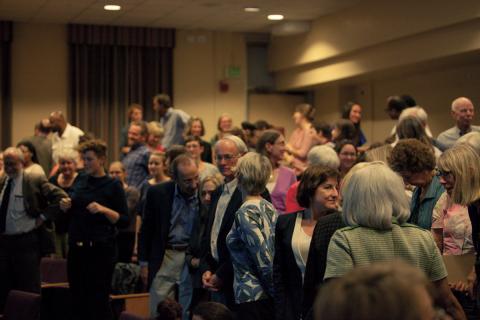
top-left (138, 181), bottom-right (201, 287)
top-left (273, 211), bottom-right (310, 320)
top-left (201, 183), bottom-right (270, 307)
top-left (302, 212), bottom-right (344, 318)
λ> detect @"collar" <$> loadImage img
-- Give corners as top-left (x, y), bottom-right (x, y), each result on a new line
top-left (422, 175), bottom-right (443, 200)
top-left (456, 125), bottom-right (472, 136)
top-left (224, 178), bottom-right (238, 195)
top-left (59, 123), bottom-right (73, 138)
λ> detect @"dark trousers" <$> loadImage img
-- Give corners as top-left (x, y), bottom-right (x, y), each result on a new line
top-left (116, 232), bottom-right (135, 263)
top-left (0, 230), bottom-right (41, 312)
top-left (67, 240), bottom-right (117, 320)
top-left (236, 298), bottom-right (274, 320)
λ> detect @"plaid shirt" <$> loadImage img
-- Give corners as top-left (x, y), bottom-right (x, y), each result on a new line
top-left (122, 143), bottom-right (150, 189)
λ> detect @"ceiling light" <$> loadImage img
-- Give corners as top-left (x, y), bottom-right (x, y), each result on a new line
top-left (268, 14), bottom-right (284, 21)
top-left (244, 7), bottom-right (260, 13)
top-left (104, 4), bottom-right (121, 11)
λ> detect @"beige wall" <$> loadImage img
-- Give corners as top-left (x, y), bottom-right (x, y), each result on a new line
top-left (11, 23), bottom-right (67, 144)
top-left (174, 30), bottom-right (247, 141)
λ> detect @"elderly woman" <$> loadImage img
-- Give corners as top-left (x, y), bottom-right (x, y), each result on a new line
top-left (185, 116), bottom-right (212, 163)
top-left (324, 162), bottom-right (466, 319)
top-left (226, 152), bottom-right (276, 319)
top-left (60, 140), bottom-right (128, 320)
top-left (286, 104), bottom-right (316, 176)
top-left (48, 149), bottom-right (82, 258)
top-left (285, 145), bottom-right (339, 213)
top-left (274, 165), bottom-right (340, 320)
top-left (437, 144), bottom-right (480, 314)
top-left (256, 130), bottom-right (296, 214)
top-left (388, 139), bottom-right (444, 229)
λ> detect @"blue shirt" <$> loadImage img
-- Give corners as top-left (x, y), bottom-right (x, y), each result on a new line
top-left (160, 108), bottom-right (190, 149)
top-left (168, 186), bottom-right (199, 245)
top-left (227, 198), bottom-right (277, 304)
top-left (122, 143), bottom-right (150, 189)
top-left (409, 175), bottom-right (445, 229)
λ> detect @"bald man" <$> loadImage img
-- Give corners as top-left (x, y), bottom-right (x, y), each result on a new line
top-left (437, 97), bottom-right (480, 149)
top-left (49, 111), bottom-right (84, 164)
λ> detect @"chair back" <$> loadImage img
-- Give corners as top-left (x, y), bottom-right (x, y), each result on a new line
top-left (40, 257), bottom-right (67, 283)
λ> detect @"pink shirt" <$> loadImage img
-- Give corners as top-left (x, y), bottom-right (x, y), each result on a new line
top-left (431, 192), bottom-right (474, 255)
top-left (288, 127), bottom-right (315, 176)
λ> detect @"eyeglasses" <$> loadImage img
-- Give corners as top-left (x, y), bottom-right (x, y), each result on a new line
top-left (434, 168), bottom-right (451, 178)
top-left (215, 154), bottom-right (238, 162)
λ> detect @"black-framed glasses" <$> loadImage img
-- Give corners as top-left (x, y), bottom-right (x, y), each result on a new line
top-left (434, 168), bottom-right (451, 178)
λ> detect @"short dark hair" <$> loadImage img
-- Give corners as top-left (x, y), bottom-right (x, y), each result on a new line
top-left (388, 139), bottom-right (435, 173)
top-left (313, 121), bottom-right (332, 140)
top-left (171, 154), bottom-right (196, 181)
top-left (16, 141), bottom-right (39, 164)
top-left (254, 120), bottom-right (272, 130)
top-left (297, 164), bottom-right (339, 208)
top-left (155, 298), bottom-right (182, 320)
top-left (335, 139), bottom-right (357, 155)
top-left (256, 130), bottom-right (281, 156)
top-left (401, 94), bottom-right (417, 107)
top-left (78, 139), bottom-right (107, 158)
top-left (184, 135), bottom-right (202, 145)
top-left (153, 93), bottom-right (172, 108)
top-left (386, 96), bottom-right (407, 112)
top-left (334, 119), bottom-right (356, 142)
top-left (193, 302), bottom-right (233, 320)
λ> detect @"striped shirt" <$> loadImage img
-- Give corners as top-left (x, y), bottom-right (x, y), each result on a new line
top-left (324, 220), bottom-right (447, 282)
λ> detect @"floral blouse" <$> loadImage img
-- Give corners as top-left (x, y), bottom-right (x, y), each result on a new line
top-left (226, 198), bottom-right (277, 304)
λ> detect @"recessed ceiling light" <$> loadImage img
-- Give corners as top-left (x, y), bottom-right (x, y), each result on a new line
top-left (268, 14), bottom-right (284, 21)
top-left (244, 7), bottom-right (260, 13)
top-left (104, 4), bottom-right (121, 11)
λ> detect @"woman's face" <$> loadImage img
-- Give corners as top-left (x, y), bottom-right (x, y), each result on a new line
top-left (338, 144), bottom-right (357, 171)
top-left (82, 151), bottom-right (104, 176)
top-left (18, 145), bottom-right (32, 163)
top-left (311, 177), bottom-right (339, 211)
top-left (219, 116), bottom-right (232, 133)
top-left (148, 154), bottom-right (164, 177)
top-left (438, 169), bottom-right (455, 196)
top-left (349, 104), bottom-right (362, 124)
top-left (267, 135), bottom-right (286, 162)
top-left (399, 170), bottom-right (434, 189)
top-left (59, 158), bottom-right (77, 178)
top-left (201, 180), bottom-right (217, 206)
top-left (186, 141), bottom-right (203, 159)
top-left (293, 112), bottom-right (304, 126)
top-left (190, 120), bottom-right (203, 137)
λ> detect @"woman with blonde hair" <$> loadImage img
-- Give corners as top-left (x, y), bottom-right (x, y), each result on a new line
top-left (324, 161), bottom-right (466, 319)
top-left (286, 104), bottom-right (316, 176)
top-left (146, 121), bottom-right (165, 153)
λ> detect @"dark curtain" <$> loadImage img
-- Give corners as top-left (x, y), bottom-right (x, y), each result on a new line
top-left (0, 21), bottom-right (12, 150)
top-left (68, 24), bottom-right (175, 161)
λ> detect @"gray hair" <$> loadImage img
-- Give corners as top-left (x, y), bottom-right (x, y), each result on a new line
top-left (451, 97), bottom-right (473, 112)
top-left (3, 147), bottom-right (25, 163)
top-left (307, 145), bottom-right (340, 169)
top-left (215, 134), bottom-right (248, 155)
top-left (398, 106), bottom-right (428, 125)
top-left (341, 162), bottom-right (410, 230)
top-left (456, 131), bottom-right (480, 155)
top-left (236, 152), bottom-right (272, 195)
top-left (56, 148), bottom-right (79, 163)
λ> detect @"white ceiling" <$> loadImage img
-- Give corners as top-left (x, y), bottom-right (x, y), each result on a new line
top-left (0, 0), bottom-right (361, 32)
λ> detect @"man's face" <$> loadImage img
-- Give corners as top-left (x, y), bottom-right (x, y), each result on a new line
top-left (452, 101), bottom-right (474, 128)
top-left (399, 170), bottom-right (433, 188)
top-left (130, 109), bottom-right (143, 122)
top-left (215, 140), bottom-right (240, 180)
top-left (127, 124), bottom-right (144, 146)
top-left (3, 152), bottom-right (23, 178)
top-left (153, 98), bottom-right (167, 117)
top-left (49, 116), bottom-right (62, 132)
top-left (177, 162), bottom-right (200, 196)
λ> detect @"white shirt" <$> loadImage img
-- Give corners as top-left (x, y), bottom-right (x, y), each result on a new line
top-left (210, 178), bottom-right (238, 261)
top-left (1, 172), bottom-right (35, 235)
top-left (51, 123), bottom-right (84, 163)
top-left (292, 212), bottom-right (312, 282)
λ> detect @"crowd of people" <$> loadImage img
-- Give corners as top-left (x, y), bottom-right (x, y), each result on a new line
top-left (0, 92), bottom-right (480, 320)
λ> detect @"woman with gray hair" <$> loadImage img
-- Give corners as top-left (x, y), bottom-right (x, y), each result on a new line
top-left (226, 152), bottom-right (276, 319)
top-left (48, 148), bottom-right (82, 257)
top-left (324, 162), bottom-right (466, 319)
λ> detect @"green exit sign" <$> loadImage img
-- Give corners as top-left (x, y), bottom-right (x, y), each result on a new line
top-left (226, 66), bottom-right (241, 79)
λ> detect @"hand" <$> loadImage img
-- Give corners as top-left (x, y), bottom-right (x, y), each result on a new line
top-left (60, 198), bottom-right (72, 212)
top-left (140, 266), bottom-right (148, 287)
top-left (210, 274), bottom-right (223, 291)
top-left (86, 202), bottom-right (106, 214)
top-left (191, 258), bottom-right (200, 268)
top-left (121, 146), bottom-right (131, 155)
top-left (449, 281), bottom-right (468, 292)
top-left (202, 271), bottom-right (217, 291)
